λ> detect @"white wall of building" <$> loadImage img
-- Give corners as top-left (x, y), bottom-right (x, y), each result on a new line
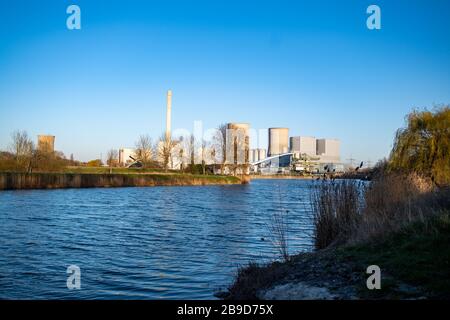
top-left (250, 148), bottom-right (267, 163)
top-left (316, 139), bottom-right (340, 163)
top-left (290, 136), bottom-right (316, 157)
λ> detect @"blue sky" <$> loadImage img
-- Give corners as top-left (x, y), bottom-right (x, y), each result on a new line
top-left (0, 0), bottom-right (449, 163)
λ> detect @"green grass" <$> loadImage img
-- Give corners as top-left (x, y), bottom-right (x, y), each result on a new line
top-left (337, 211), bottom-right (450, 298)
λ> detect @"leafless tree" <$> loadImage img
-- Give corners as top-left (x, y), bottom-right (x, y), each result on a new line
top-left (178, 136), bottom-right (185, 172)
top-left (107, 149), bottom-right (118, 174)
top-left (135, 134), bottom-right (153, 166)
top-left (158, 134), bottom-right (177, 172)
top-left (9, 130), bottom-right (34, 171)
top-left (184, 133), bottom-right (196, 168)
top-left (201, 139), bottom-right (207, 175)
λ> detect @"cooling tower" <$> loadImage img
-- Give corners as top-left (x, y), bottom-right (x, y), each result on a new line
top-left (268, 128), bottom-right (289, 156)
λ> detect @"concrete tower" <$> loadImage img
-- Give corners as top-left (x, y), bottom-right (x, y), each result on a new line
top-left (268, 128), bottom-right (289, 156)
top-left (166, 90), bottom-right (172, 141)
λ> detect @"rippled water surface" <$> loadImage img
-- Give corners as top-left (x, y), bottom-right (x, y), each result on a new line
top-left (0, 179), bottom-right (315, 299)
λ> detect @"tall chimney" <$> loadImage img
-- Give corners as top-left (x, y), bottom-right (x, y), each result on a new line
top-left (166, 90), bottom-right (172, 141)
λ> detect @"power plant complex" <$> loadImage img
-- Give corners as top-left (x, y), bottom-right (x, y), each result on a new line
top-left (115, 90), bottom-right (343, 175)
top-left (249, 128), bottom-right (342, 175)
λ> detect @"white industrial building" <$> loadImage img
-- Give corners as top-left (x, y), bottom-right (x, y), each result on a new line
top-left (316, 138), bottom-right (341, 163)
top-left (290, 136), bottom-right (316, 157)
top-left (249, 148), bottom-right (267, 163)
top-left (268, 128), bottom-right (289, 156)
top-left (250, 133), bottom-right (343, 174)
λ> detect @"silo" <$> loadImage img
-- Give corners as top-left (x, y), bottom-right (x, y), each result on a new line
top-left (250, 149), bottom-right (256, 163)
top-left (268, 128), bottom-right (289, 156)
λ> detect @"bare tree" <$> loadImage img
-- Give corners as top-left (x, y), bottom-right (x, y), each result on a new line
top-left (184, 133), bottom-right (196, 169)
top-left (135, 134), bottom-right (153, 166)
top-left (178, 136), bottom-right (185, 172)
top-left (158, 134), bottom-right (177, 172)
top-left (107, 149), bottom-right (118, 174)
top-left (213, 124), bottom-right (227, 174)
top-left (201, 139), bottom-right (207, 175)
top-left (9, 130), bottom-right (34, 171)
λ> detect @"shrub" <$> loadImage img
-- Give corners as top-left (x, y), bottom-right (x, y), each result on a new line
top-left (310, 180), bottom-right (364, 250)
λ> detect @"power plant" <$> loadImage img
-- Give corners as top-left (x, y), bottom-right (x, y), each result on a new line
top-left (115, 90), bottom-right (344, 175)
top-left (290, 136), bottom-right (316, 157)
top-left (249, 148), bottom-right (266, 163)
top-left (250, 132), bottom-right (342, 175)
top-left (268, 128), bottom-right (289, 156)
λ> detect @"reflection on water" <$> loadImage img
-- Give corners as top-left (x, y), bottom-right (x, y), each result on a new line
top-left (0, 179), bottom-right (315, 299)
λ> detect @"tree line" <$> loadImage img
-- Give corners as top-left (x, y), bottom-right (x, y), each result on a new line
top-left (0, 123), bottom-right (248, 175)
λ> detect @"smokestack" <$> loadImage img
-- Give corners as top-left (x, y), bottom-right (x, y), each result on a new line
top-left (166, 90), bottom-right (172, 141)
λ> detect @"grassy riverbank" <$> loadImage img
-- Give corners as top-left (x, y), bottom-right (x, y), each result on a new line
top-left (224, 210), bottom-right (450, 300)
top-left (0, 172), bottom-right (243, 190)
top-left (224, 107), bottom-right (450, 300)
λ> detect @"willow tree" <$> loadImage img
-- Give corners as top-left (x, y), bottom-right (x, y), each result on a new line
top-left (389, 106), bottom-right (450, 186)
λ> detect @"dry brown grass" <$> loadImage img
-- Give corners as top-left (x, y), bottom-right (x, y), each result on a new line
top-left (353, 173), bottom-right (441, 243)
top-left (311, 180), bottom-right (364, 249)
top-left (311, 173), bottom-right (447, 249)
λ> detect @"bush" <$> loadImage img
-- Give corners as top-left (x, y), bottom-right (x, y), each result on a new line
top-left (87, 159), bottom-right (103, 167)
top-left (311, 173), bottom-right (448, 250)
top-left (310, 180), bottom-right (364, 250)
top-left (354, 173), bottom-right (436, 242)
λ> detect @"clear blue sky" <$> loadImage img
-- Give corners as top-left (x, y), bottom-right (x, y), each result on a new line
top-left (0, 0), bottom-right (449, 163)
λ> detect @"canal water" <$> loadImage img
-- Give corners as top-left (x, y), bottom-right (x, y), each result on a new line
top-left (0, 179), bottom-right (315, 299)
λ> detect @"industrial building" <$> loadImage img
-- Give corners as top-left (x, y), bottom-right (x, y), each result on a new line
top-left (316, 138), bottom-right (341, 163)
top-left (109, 88), bottom-right (345, 176)
top-left (268, 128), bottom-right (289, 156)
top-left (37, 135), bottom-right (55, 153)
top-left (251, 152), bottom-right (293, 175)
top-left (249, 148), bottom-right (266, 163)
top-left (290, 136), bottom-right (316, 157)
top-left (250, 131), bottom-right (343, 175)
